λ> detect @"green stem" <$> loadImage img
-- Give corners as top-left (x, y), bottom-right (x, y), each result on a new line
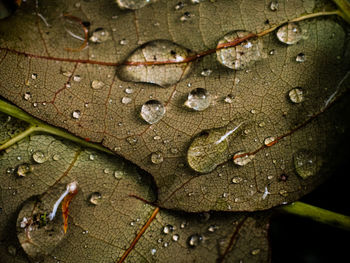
top-left (278, 201), bottom-right (350, 231)
top-left (0, 100), bottom-right (113, 155)
top-left (332, 0), bottom-right (350, 24)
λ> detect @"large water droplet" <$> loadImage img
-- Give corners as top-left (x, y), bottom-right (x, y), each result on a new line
top-left (276, 23), bottom-right (303, 45)
top-left (89, 28), bottom-right (110, 43)
top-left (116, 0), bottom-right (155, 10)
top-left (140, 100), bottom-right (166, 124)
top-left (233, 151), bottom-right (255, 166)
top-left (16, 163), bottom-right (34, 177)
top-left (151, 151), bottom-right (164, 164)
top-left (187, 122), bottom-right (243, 173)
top-left (187, 234), bottom-right (203, 248)
top-left (184, 88), bottom-right (211, 111)
top-left (89, 192), bottom-right (102, 205)
top-left (288, 88), bottom-right (304, 104)
top-left (32, 151), bottom-right (47, 164)
top-left (216, 31), bottom-right (264, 70)
top-left (294, 149), bottom-right (321, 179)
top-left (117, 40), bottom-right (194, 87)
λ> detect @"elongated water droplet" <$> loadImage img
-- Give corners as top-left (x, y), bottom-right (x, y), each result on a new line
top-left (116, 0), bottom-right (154, 10)
top-left (121, 97), bottom-right (132, 104)
top-left (91, 80), bottom-right (105, 90)
top-left (89, 192), bottom-right (102, 205)
top-left (294, 149), bottom-right (321, 179)
top-left (201, 69), bottom-right (212, 77)
top-left (233, 151), bottom-right (255, 166)
top-left (276, 23), bottom-right (303, 45)
top-left (288, 88), bottom-right (304, 104)
top-left (184, 88), bottom-right (211, 111)
top-left (187, 234), bottom-right (202, 248)
top-left (187, 122), bottom-right (243, 173)
top-left (16, 164), bottom-right (34, 177)
top-left (89, 28), bottom-right (110, 43)
top-left (117, 40), bottom-right (194, 87)
top-left (140, 100), bottom-right (166, 124)
top-left (151, 151), bottom-right (164, 164)
top-left (216, 31), bottom-right (264, 70)
top-left (264, 136), bottom-right (276, 146)
top-left (32, 151), bottom-right (46, 164)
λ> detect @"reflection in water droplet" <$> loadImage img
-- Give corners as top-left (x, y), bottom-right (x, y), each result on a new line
top-left (288, 88), bottom-right (304, 104)
top-left (180, 12), bottom-right (194, 22)
top-left (91, 80), bottom-right (105, 90)
top-left (233, 151), bottom-right (255, 166)
top-left (151, 151), bottom-right (164, 164)
top-left (120, 38), bottom-right (128, 45)
top-left (23, 92), bottom-right (32, 101)
top-left (187, 122), bottom-right (243, 173)
top-left (116, 0), bottom-right (154, 10)
top-left (16, 164), bottom-right (33, 177)
top-left (32, 151), bottom-right (46, 164)
top-left (184, 88), bottom-right (211, 111)
top-left (89, 192), bottom-right (102, 205)
top-left (72, 110), bottom-right (81, 119)
top-left (141, 100), bottom-right (166, 124)
top-left (294, 149), bottom-right (320, 179)
top-left (276, 23), bottom-right (303, 45)
top-left (296, 53), bottom-right (305, 63)
top-left (114, 170), bottom-right (123, 179)
top-left (172, 234), bottom-right (179, 241)
top-left (188, 234), bottom-right (203, 248)
top-left (117, 40), bottom-right (194, 87)
top-left (31, 73), bottom-right (38, 80)
top-left (175, 2), bottom-right (185, 10)
top-left (216, 31), bottom-right (264, 70)
top-left (269, 1), bottom-right (278, 11)
top-left (89, 28), bottom-right (110, 43)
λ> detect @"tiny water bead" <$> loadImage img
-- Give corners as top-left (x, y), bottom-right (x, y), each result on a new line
top-left (140, 100), bottom-right (166, 124)
top-left (264, 136), bottom-right (276, 146)
top-left (116, 0), bottom-right (154, 10)
top-left (224, 94), bottom-right (234, 104)
top-left (207, 225), bottom-right (218, 232)
top-left (233, 151), bottom-right (255, 166)
top-left (150, 248), bottom-right (156, 255)
top-left (23, 92), bottom-right (31, 101)
top-left (16, 164), bottom-right (34, 177)
top-left (150, 151), bottom-right (164, 164)
top-left (91, 80), bottom-right (105, 90)
top-left (296, 53), bottom-right (305, 63)
top-left (89, 28), bottom-right (110, 43)
top-left (276, 23), bottom-right (303, 45)
top-left (288, 87), bottom-right (304, 104)
top-left (163, 224), bottom-right (174, 234)
top-left (117, 40), bottom-right (194, 87)
top-left (201, 69), bottom-right (212, 77)
top-left (73, 75), bottom-right (81, 82)
top-left (72, 110), bottom-right (81, 119)
top-left (269, 1), bottom-right (278, 11)
top-left (88, 192), bottom-right (102, 205)
top-left (231, 176), bottom-right (243, 184)
top-left (187, 234), bottom-right (203, 248)
top-left (184, 88), bottom-right (211, 111)
top-left (172, 234), bottom-right (179, 241)
top-left (294, 149), bottom-right (321, 179)
top-left (121, 97), bottom-right (132, 104)
top-left (114, 170), bottom-right (123, 179)
top-left (32, 151), bottom-right (47, 164)
top-left (216, 30), bottom-right (264, 70)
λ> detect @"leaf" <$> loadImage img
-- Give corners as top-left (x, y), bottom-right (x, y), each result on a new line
top-left (0, 0), bottom-right (349, 213)
top-left (0, 112), bottom-right (270, 262)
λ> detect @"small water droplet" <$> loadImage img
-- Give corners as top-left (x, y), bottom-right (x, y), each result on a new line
top-left (126, 137), bottom-right (138, 145)
top-left (23, 92), bottom-right (32, 101)
top-left (125, 87), bottom-right (133, 94)
top-left (72, 110), bottom-right (81, 119)
top-left (224, 94), bottom-right (234, 104)
top-left (89, 28), bottom-right (110, 43)
top-left (251, 248), bottom-right (261, 255)
top-left (201, 69), bottom-right (212, 77)
top-left (216, 30), bottom-right (264, 70)
top-left (184, 88), bottom-right (211, 111)
top-left (269, 1), bottom-right (278, 11)
top-left (31, 73), bottom-right (38, 80)
top-left (172, 234), bottom-right (179, 241)
top-left (151, 151), bottom-right (164, 164)
top-left (6, 167), bottom-right (14, 174)
top-left (163, 225), bottom-right (174, 234)
top-left (140, 100), bottom-right (166, 124)
top-left (180, 12), bottom-right (193, 22)
top-left (288, 88), bottom-right (304, 104)
top-left (180, 222), bottom-right (187, 229)
top-left (150, 248), bottom-right (156, 255)
top-left (16, 164), bottom-right (33, 177)
top-left (233, 151), bottom-right (255, 166)
top-left (91, 80), bottom-right (105, 90)
top-left (52, 154), bottom-right (60, 161)
top-left (114, 170), bottom-right (123, 179)
top-left (119, 38), bottom-right (128, 45)
top-left (103, 168), bottom-right (110, 174)
top-left (32, 151), bottom-right (47, 164)
top-left (231, 176), bottom-right (243, 184)
top-left (296, 53), bottom-right (305, 63)
top-left (294, 149), bottom-right (320, 179)
top-left (62, 71), bottom-right (72, 77)
top-left (269, 49), bottom-right (275, 55)
top-left (175, 1), bottom-right (185, 10)
top-left (153, 135), bottom-right (161, 140)
top-left (187, 234), bottom-right (202, 248)
top-left (89, 192), bottom-right (102, 205)
top-left (73, 75), bottom-right (81, 82)
top-left (163, 242), bottom-right (169, 248)
top-left (264, 136), bottom-right (276, 146)
top-left (116, 0), bottom-right (153, 10)
top-left (121, 97), bottom-right (132, 104)
top-left (89, 154), bottom-right (95, 161)
top-left (33, 102), bottom-right (38, 107)
top-left (207, 225), bottom-right (218, 233)
top-left (276, 23), bottom-right (303, 45)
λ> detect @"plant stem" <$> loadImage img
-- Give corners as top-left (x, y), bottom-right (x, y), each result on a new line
top-left (0, 125), bottom-right (37, 151)
top-left (332, 0), bottom-right (350, 24)
top-left (277, 201), bottom-right (350, 231)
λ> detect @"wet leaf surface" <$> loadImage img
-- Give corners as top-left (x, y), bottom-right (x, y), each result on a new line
top-left (0, 0), bottom-right (349, 214)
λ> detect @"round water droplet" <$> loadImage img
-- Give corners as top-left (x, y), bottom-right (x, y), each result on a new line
top-left (72, 110), bottom-right (81, 119)
top-left (184, 88), bottom-right (211, 111)
top-left (288, 88), bottom-right (304, 104)
top-left (180, 11), bottom-right (193, 22)
top-left (264, 136), bottom-right (276, 146)
top-left (231, 176), bottom-right (243, 184)
top-left (116, 0), bottom-right (154, 10)
top-left (233, 151), bottom-right (255, 166)
top-left (52, 154), bottom-right (60, 161)
top-left (224, 94), bottom-right (234, 104)
top-left (73, 75), bottom-right (81, 82)
top-left (89, 192), bottom-right (102, 205)
top-left (276, 23), bottom-right (303, 45)
top-left (187, 234), bottom-right (202, 248)
top-left (89, 28), bottom-right (110, 43)
top-left (296, 53), bottom-right (305, 63)
top-left (150, 248), bottom-right (156, 255)
top-left (114, 170), bottom-right (123, 179)
top-left (201, 69), bottom-right (212, 77)
top-left (31, 73), bottom-right (38, 80)
top-left (151, 151), bottom-right (164, 164)
top-left (294, 149), bottom-right (321, 179)
top-left (117, 40), bottom-right (194, 87)
top-left (180, 222), bottom-right (187, 229)
top-left (23, 92), bottom-right (31, 101)
top-left (91, 80), bottom-right (105, 90)
top-left (16, 163), bottom-right (33, 177)
top-left (216, 31), bottom-right (264, 70)
top-left (207, 225), bottom-right (218, 232)
top-left (269, 1), bottom-right (278, 11)
top-left (89, 154), bottom-right (95, 161)
top-left (172, 234), bottom-right (179, 241)
top-left (163, 225), bottom-right (174, 234)
top-left (140, 100), bottom-right (166, 124)
top-left (32, 151), bottom-right (46, 164)
top-left (125, 87), bottom-right (133, 94)
top-left (121, 97), bottom-right (132, 104)
top-left (119, 38), bottom-right (128, 45)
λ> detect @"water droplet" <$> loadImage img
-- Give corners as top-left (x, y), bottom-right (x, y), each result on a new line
top-left (184, 88), bottom-right (211, 111)
top-left (296, 53), bottom-right (305, 63)
top-left (103, 168), bottom-right (110, 174)
top-left (114, 170), bottom-right (123, 179)
top-left (180, 12), bottom-right (194, 22)
top-left (264, 136), bottom-right (276, 146)
top-left (140, 100), bottom-right (166, 124)
top-left (279, 189), bottom-right (288, 197)
top-left (180, 222), bottom-right (187, 229)
top-left (32, 151), bottom-right (46, 164)
top-left (117, 40), bottom-right (194, 87)
top-left (89, 28), bottom-right (110, 43)
top-left (187, 234), bottom-right (202, 248)
top-left (32, 102), bottom-right (38, 107)
top-left (72, 110), bottom-right (81, 119)
top-left (276, 23), bottom-right (303, 45)
top-left (172, 234), bottom-right (179, 241)
top-left (269, 1), bottom-right (278, 11)
top-left (251, 248), bottom-right (261, 255)
top-left (201, 69), bottom-right (212, 77)
top-left (150, 248), bottom-right (156, 255)
top-left (89, 192), bottom-right (102, 205)
top-left (121, 97), bottom-right (132, 104)
top-left (151, 151), bottom-right (164, 164)
top-left (6, 167), bottom-right (14, 174)
top-left (52, 154), bottom-right (60, 161)
top-left (294, 149), bottom-right (320, 179)
top-left (216, 31), bottom-right (264, 70)
top-left (23, 92), bottom-right (32, 101)
top-left (73, 75), bottom-right (81, 82)
top-left (187, 122), bottom-right (243, 173)
top-left (163, 225), bottom-right (174, 234)
top-left (269, 49), bottom-right (275, 55)
top-left (16, 164), bottom-right (33, 177)
top-left (233, 151), bottom-right (255, 166)
top-left (175, 2), bottom-right (185, 10)
top-left (288, 88), bottom-right (304, 104)
top-left (116, 0), bottom-right (154, 10)
top-left (119, 38), bottom-right (128, 45)
top-left (224, 94), bottom-right (234, 104)
top-left (163, 242), bottom-right (169, 247)
top-left (125, 87), bottom-right (133, 94)
top-left (207, 225), bottom-right (218, 232)
top-left (91, 80), bottom-right (105, 90)
top-left (31, 73), bottom-right (38, 80)
top-left (62, 71), bottom-right (72, 77)
top-left (231, 176), bottom-right (243, 184)
top-left (126, 137), bottom-right (138, 145)
top-left (89, 154), bottom-right (95, 161)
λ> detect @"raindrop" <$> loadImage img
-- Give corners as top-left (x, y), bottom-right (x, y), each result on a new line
top-left (140, 100), bottom-right (166, 124)
top-left (180, 222), bottom-right (187, 229)
top-left (231, 176), bottom-right (243, 184)
top-left (89, 28), bottom-right (110, 43)
top-left (293, 149), bottom-right (320, 179)
top-left (116, 0), bottom-right (154, 10)
top-left (296, 53), bottom-right (305, 63)
top-left (73, 75), bottom-right (81, 82)
top-left (88, 192), bottom-right (102, 205)
top-left (184, 88), bottom-right (211, 111)
top-left (269, 1), bottom-right (278, 11)
top-left (216, 30), bottom-right (264, 70)
top-left (121, 97), bottom-right (132, 104)
top-left (32, 151), bottom-right (47, 164)
top-left (187, 234), bottom-right (203, 248)
top-left (201, 69), bottom-right (212, 77)
top-left (233, 151), bottom-right (255, 166)
top-left (187, 122), bottom-right (243, 173)
top-left (125, 87), bottom-right (133, 94)
top-left (276, 23), bottom-right (303, 45)
top-left (72, 110), bottom-right (81, 119)
top-left (91, 80), bottom-right (105, 90)
top-left (151, 151), bottom-right (164, 164)
top-left (16, 164), bottom-right (33, 177)
top-left (103, 168), bottom-right (110, 174)
top-left (269, 49), bottom-right (275, 55)
top-left (89, 154), bottom-right (95, 161)
top-left (172, 234), bottom-right (179, 241)
top-left (117, 40), bottom-right (194, 87)
top-left (163, 242), bottom-right (169, 248)
top-left (264, 136), bottom-right (276, 146)
top-left (6, 167), bottom-right (14, 174)
top-left (207, 225), bottom-right (218, 233)
top-left (288, 88), bottom-right (304, 104)
top-left (163, 224), bottom-right (174, 234)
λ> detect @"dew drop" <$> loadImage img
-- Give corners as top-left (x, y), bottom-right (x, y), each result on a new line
top-left (31, 73), bottom-right (38, 80)
top-left (140, 100), bottom-right (166, 124)
top-left (114, 171), bottom-right (123, 180)
top-left (89, 154), bottom-right (95, 161)
top-left (231, 176), bottom-right (243, 184)
top-left (187, 234), bottom-right (202, 248)
top-left (16, 164), bottom-right (33, 177)
top-left (121, 97), bottom-right (132, 104)
top-left (180, 12), bottom-right (193, 22)
top-left (264, 136), bottom-right (276, 146)
top-left (52, 154), bottom-right (60, 161)
top-left (116, 0), bottom-right (154, 10)
top-left (151, 151), bottom-right (164, 164)
top-left (175, 2), bottom-right (185, 10)
top-left (117, 40), bottom-right (194, 87)
top-left (251, 248), bottom-right (261, 255)
top-left (88, 192), bottom-right (102, 205)
top-left (288, 88), bottom-right (304, 104)
top-left (293, 149), bottom-right (321, 179)
top-left (216, 30), bottom-right (264, 70)
top-left (172, 234), bottom-right (179, 241)
top-left (269, 49), bottom-right (275, 55)
top-left (224, 94), bottom-right (234, 104)
top-left (73, 75), bottom-right (81, 82)
top-left (296, 53), bottom-right (305, 63)
top-left (89, 28), bottom-right (110, 43)
top-left (125, 87), bottom-right (133, 94)
top-left (119, 38), bottom-right (128, 45)
top-left (184, 88), bottom-right (211, 111)
top-left (207, 225), bottom-right (218, 233)
top-left (163, 224), bottom-right (174, 234)
top-left (233, 151), bottom-right (255, 166)
top-left (32, 151), bottom-right (47, 164)
top-left (126, 137), bottom-right (138, 145)
top-left (150, 248), bottom-right (156, 255)
top-left (23, 92), bottom-right (31, 101)
top-left (201, 69), bottom-right (212, 77)
top-left (276, 23), bottom-right (303, 45)
top-left (163, 242), bottom-right (169, 248)
top-left (269, 1), bottom-right (278, 11)
top-left (72, 110), bottom-right (81, 119)
top-left (91, 80), bottom-right (105, 90)
top-left (62, 71), bottom-right (72, 77)
top-left (180, 222), bottom-right (187, 229)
